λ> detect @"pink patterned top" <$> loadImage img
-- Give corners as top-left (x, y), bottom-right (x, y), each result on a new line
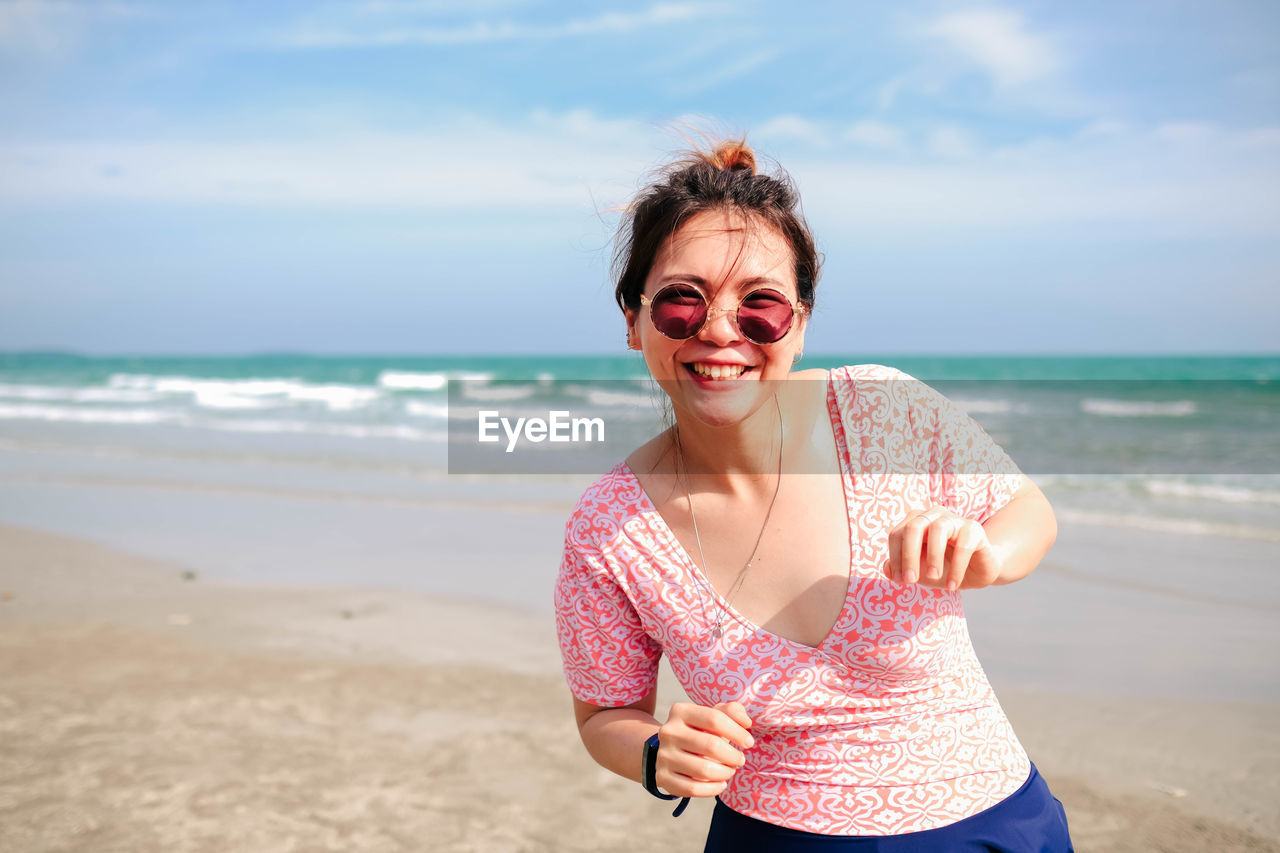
top-left (554, 365), bottom-right (1031, 836)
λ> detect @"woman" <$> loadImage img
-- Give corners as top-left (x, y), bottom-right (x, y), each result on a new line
top-left (554, 139), bottom-right (1073, 851)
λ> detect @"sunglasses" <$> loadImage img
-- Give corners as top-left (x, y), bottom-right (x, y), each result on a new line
top-left (640, 284), bottom-right (806, 345)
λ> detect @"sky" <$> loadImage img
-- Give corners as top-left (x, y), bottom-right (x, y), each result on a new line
top-left (0, 0), bottom-right (1277, 355)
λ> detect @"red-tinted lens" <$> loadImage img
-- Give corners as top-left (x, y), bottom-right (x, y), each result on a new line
top-left (736, 289), bottom-right (795, 343)
top-left (649, 284), bottom-right (707, 339)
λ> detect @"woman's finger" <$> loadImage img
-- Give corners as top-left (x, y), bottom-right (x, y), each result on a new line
top-left (669, 702), bottom-right (754, 750)
top-left (923, 517), bottom-right (955, 582)
top-left (965, 528), bottom-right (1002, 588)
top-left (885, 524), bottom-right (901, 583)
top-left (941, 520), bottom-right (982, 591)
top-left (663, 749), bottom-right (740, 783)
top-left (898, 510), bottom-right (934, 584)
top-left (714, 701), bottom-right (754, 737)
top-left (654, 767), bottom-right (728, 799)
top-left (678, 729), bottom-right (746, 768)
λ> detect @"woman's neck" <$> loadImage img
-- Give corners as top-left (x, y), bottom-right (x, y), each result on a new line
top-left (671, 395), bottom-right (784, 493)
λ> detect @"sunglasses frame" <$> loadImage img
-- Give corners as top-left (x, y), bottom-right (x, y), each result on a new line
top-left (639, 283), bottom-right (807, 345)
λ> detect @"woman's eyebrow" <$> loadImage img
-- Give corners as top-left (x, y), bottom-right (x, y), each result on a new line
top-left (653, 274), bottom-right (788, 290)
top-left (654, 274), bottom-right (708, 286)
top-left (737, 276), bottom-right (788, 290)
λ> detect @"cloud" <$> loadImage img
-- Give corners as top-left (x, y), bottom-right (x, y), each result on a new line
top-left (2, 112), bottom-right (1276, 240)
top-left (1152, 122), bottom-right (1219, 144)
top-left (926, 124), bottom-right (975, 159)
top-left (875, 67), bottom-right (947, 112)
top-left (0, 111), bottom-right (656, 211)
top-left (354, 0), bottom-right (529, 12)
top-left (279, 2), bottom-right (709, 48)
top-left (1075, 120), bottom-right (1129, 140)
top-left (924, 8), bottom-right (1058, 88)
top-left (670, 46), bottom-right (780, 95)
top-left (758, 118), bottom-right (908, 152)
top-left (1241, 127), bottom-right (1280, 148)
top-left (754, 115), bottom-right (825, 144)
top-left (750, 117), bottom-right (911, 154)
top-left (844, 120), bottom-right (905, 151)
top-left (0, 0), bottom-right (142, 53)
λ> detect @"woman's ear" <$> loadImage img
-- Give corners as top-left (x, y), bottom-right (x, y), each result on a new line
top-left (790, 310), bottom-right (808, 358)
top-left (624, 309), bottom-right (639, 350)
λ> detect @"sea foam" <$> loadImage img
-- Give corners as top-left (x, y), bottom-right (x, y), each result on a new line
top-left (1081, 398), bottom-right (1197, 417)
top-left (0, 403), bottom-right (181, 425)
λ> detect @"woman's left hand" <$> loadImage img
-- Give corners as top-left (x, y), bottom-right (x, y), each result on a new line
top-left (883, 506), bottom-right (1004, 591)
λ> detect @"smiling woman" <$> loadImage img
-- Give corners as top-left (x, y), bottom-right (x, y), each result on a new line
top-left (627, 207), bottom-right (807, 429)
top-left (553, 138), bottom-right (1073, 851)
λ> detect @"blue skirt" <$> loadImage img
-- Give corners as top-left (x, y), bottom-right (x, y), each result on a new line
top-left (703, 764), bottom-right (1074, 852)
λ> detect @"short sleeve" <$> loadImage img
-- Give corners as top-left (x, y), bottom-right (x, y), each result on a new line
top-left (910, 379), bottom-right (1024, 523)
top-left (554, 535), bottom-right (662, 707)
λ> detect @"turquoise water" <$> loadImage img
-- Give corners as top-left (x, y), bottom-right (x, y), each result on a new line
top-left (0, 351), bottom-right (1276, 542)
top-left (2, 351), bottom-right (1275, 466)
top-left (5, 351), bottom-right (1278, 383)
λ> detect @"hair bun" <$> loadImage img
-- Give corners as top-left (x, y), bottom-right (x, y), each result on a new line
top-left (708, 139), bottom-right (756, 174)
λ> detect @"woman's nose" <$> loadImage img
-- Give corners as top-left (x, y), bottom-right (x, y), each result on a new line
top-left (697, 304), bottom-right (742, 345)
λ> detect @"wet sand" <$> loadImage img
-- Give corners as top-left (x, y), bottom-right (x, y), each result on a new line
top-left (2, 523), bottom-right (1277, 852)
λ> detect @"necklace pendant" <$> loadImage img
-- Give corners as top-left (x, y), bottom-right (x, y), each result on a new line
top-left (712, 624), bottom-right (723, 640)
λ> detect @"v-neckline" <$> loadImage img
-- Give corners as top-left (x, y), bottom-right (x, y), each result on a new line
top-left (621, 370), bottom-right (858, 652)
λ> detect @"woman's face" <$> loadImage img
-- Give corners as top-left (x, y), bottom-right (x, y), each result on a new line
top-left (625, 209), bottom-right (807, 429)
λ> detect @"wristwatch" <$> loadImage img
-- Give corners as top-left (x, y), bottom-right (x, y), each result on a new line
top-left (642, 732), bottom-right (690, 817)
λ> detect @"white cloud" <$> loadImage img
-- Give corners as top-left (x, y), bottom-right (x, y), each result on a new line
top-left (0, 0), bottom-right (141, 53)
top-left (925, 8), bottom-right (1058, 88)
top-left (1150, 123), bottom-right (1280, 150)
top-left (1152, 122), bottom-right (1219, 144)
top-left (1240, 127), bottom-right (1280, 148)
top-left (354, 0), bottom-right (529, 12)
top-left (280, 2), bottom-right (708, 47)
top-left (2, 112), bottom-right (1276, 240)
top-left (875, 68), bottom-right (946, 112)
top-left (0, 111), bottom-right (655, 211)
top-left (793, 158), bottom-right (1279, 238)
top-left (926, 124), bottom-right (975, 159)
top-left (1075, 120), bottom-right (1129, 140)
top-left (670, 47), bottom-right (779, 95)
top-left (744, 117), bottom-right (909, 152)
top-left (782, 119), bottom-right (1280, 237)
top-left (755, 115), bottom-right (826, 144)
top-left (844, 120), bottom-right (905, 151)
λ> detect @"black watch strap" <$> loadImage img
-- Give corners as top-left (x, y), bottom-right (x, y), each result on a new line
top-left (642, 733), bottom-right (690, 817)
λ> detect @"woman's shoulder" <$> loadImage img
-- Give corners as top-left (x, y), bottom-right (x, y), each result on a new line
top-left (822, 364), bottom-right (964, 436)
top-left (569, 461), bottom-right (642, 515)
top-left (823, 362), bottom-right (919, 382)
top-left (563, 462), bottom-right (649, 550)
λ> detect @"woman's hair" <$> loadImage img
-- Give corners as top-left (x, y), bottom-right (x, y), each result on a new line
top-left (613, 138), bottom-right (820, 314)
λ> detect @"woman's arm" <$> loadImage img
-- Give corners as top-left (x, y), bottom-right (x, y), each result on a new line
top-left (885, 475), bottom-right (1057, 590)
top-left (982, 476), bottom-right (1058, 586)
top-left (573, 691), bottom-right (659, 785)
top-left (573, 692), bottom-right (754, 797)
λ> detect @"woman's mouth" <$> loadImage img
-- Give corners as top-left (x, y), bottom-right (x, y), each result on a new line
top-left (686, 362), bottom-right (752, 380)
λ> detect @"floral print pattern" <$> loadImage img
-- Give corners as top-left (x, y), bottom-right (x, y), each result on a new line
top-left (554, 365), bottom-right (1030, 835)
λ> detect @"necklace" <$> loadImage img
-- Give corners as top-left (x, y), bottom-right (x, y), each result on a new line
top-left (675, 396), bottom-right (784, 639)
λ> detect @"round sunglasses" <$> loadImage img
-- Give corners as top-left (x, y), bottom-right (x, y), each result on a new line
top-left (640, 283), bottom-right (806, 345)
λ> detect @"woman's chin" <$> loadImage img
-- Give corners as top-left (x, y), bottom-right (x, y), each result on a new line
top-left (672, 389), bottom-right (777, 432)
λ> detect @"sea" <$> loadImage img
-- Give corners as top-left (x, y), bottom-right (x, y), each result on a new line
top-left (0, 351), bottom-right (1277, 546)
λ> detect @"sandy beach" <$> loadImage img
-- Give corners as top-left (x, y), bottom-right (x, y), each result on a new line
top-left (2, 518), bottom-right (1278, 852)
top-left (2, 392), bottom-right (1279, 852)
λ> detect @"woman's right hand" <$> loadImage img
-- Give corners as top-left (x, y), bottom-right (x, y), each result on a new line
top-left (654, 700), bottom-right (755, 798)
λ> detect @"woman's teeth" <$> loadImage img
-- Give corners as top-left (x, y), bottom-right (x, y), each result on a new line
top-left (690, 363), bottom-right (748, 379)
